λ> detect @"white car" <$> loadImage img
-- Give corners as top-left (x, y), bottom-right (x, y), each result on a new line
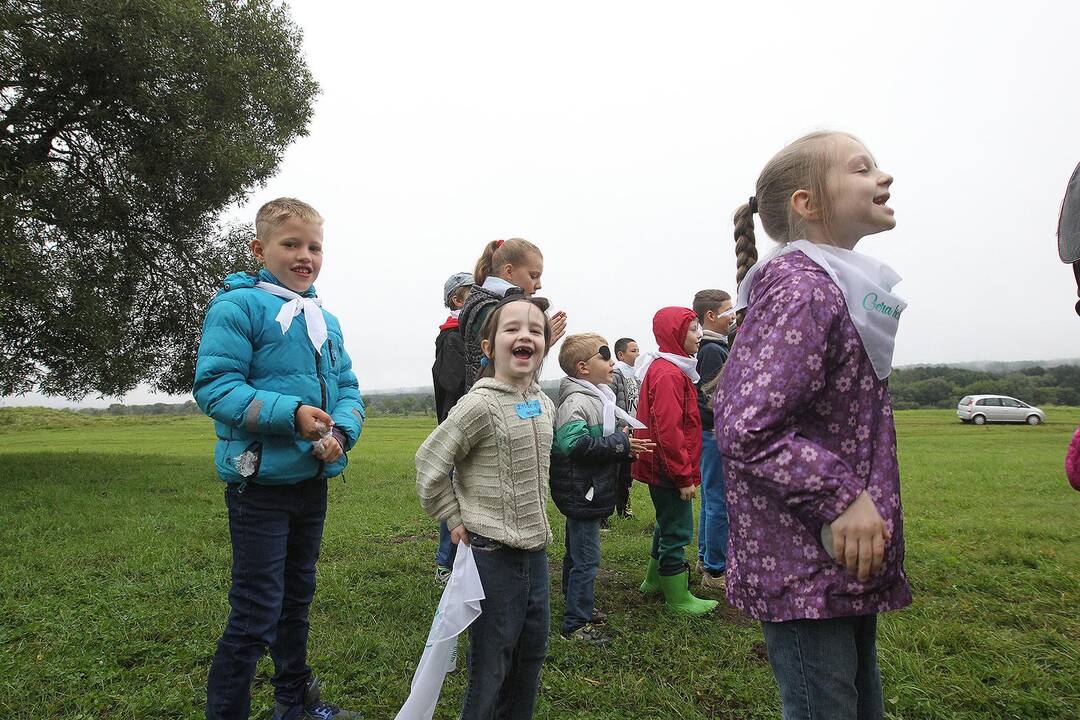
top-left (957, 395), bottom-right (1046, 425)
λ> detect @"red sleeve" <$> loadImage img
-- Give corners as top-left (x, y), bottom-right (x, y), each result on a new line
top-left (649, 370), bottom-right (695, 487)
top-left (1067, 426), bottom-right (1080, 492)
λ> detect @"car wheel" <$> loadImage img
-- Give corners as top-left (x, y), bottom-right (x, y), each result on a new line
top-left (1026, 415), bottom-right (1042, 426)
top-left (973, 414), bottom-right (986, 425)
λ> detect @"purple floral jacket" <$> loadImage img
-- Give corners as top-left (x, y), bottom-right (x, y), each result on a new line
top-left (715, 250), bottom-right (911, 622)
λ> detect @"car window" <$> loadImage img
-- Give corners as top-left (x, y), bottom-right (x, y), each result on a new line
top-left (1000, 398), bottom-right (1020, 408)
top-left (978, 398), bottom-right (1001, 406)
top-left (959, 396), bottom-right (972, 405)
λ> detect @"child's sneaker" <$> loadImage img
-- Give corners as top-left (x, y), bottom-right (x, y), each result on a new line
top-left (701, 570), bottom-right (726, 591)
top-left (599, 518), bottom-right (611, 533)
top-left (590, 609), bottom-right (608, 625)
top-left (563, 623), bottom-right (610, 645)
top-left (695, 557), bottom-right (705, 574)
top-left (435, 565), bottom-right (452, 585)
top-left (271, 677), bottom-right (359, 720)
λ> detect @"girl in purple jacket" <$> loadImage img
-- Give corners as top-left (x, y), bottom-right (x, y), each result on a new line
top-left (715, 131), bottom-right (911, 720)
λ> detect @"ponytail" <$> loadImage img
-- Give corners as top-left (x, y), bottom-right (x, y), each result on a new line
top-left (472, 237), bottom-right (542, 287)
top-left (473, 240), bottom-right (502, 286)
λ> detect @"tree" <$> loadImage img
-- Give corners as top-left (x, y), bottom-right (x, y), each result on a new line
top-left (0, 0), bottom-right (318, 398)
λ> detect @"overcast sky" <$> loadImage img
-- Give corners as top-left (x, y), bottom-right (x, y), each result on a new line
top-left (7, 0), bottom-right (1080, 408)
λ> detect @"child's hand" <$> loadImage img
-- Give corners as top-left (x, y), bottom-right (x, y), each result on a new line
top-left (450, 523), bottom-right (470, 545)
top-left (295, 405), bottom-right (334, 440)
top-left (829, 490), bottom-right (890, 582)
top-left (312, 436), bottom-right (342, 463)
top-left (629, 437), bottom-right (655, 457)
top-left (549, 311), bottom-right (568, 345)
top-left (679, 485), bottom-right (697, 501)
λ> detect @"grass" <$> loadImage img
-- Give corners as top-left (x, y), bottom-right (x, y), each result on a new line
top-left (0, 407), bottom-right (1077, 719)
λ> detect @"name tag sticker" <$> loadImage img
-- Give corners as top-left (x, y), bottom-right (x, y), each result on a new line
top-left (516, 400), bottom-right (542, 419)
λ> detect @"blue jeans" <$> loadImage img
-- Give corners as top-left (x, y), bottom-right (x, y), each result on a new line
top-left (436, 471), bottom-right (458, 569)
top-left (436, 520), bottom-right (457, 569)
top-left (560, 517), bottom-right (601, 635)
top-left (697, 429), bottom-right (729, 574)
top-left (761, 614), bottom-right (884, 720)
top-left (206, 478), bottom-right (327, 720)
top-left (462, 534), bottom-right (549, 720)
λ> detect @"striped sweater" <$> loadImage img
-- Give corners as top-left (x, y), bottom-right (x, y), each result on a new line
top-left (415, 377), bottom-right (554, 550)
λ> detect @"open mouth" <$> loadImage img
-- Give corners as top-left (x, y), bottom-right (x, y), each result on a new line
top-left (512, 345), bottom-right (534, 360)
top-left (292, 266), bottom-right (312, 276)
top-left (873, 193), bottom-right (890, 206)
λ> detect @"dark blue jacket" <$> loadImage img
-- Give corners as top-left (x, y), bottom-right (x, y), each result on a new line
top-left (695, 335), bottom-right (729, 431)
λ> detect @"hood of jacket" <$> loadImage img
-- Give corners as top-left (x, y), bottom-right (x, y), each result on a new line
top-left (652, 306), bottom-right (696, 356)
top-left (219, 268), bottom-right (318, 298)
top-left (557, 376), bottom-right (597, 405)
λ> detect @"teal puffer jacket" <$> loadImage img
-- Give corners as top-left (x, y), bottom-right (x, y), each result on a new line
top-left (193, 269), bottom-right (365, 484)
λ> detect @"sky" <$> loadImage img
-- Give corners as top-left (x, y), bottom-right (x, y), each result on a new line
top-left (6, 0), bottom-right (1080, 408)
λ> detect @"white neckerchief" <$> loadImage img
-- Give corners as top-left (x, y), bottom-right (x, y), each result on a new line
top-left (614, 360), bottom-right (636, 378)
top-left (736, 239), bottom-right (906, 379)
top-left (449, 309), bottom-right (461, 319)
top-left (481, 276), bottom-right (516, 297)
top-left (568, 378), bottom-right (646, 435)
top-left (635, 352), bottom-right (700, 384)
top-left (255, 282), bottom-right (327, 353)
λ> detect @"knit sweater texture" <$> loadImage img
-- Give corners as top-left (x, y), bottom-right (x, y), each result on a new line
top-left (416, 377), bottom-right (555, 550)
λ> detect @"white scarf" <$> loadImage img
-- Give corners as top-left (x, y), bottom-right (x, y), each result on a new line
top-left (614, 360), bottom-right (636, 377)
top-left (449, 309), bottom-right (461, 319)
top-left (635, 352), bottom-right (700, 384)
top-left (480, 276), bottom-right (516, 297)
top-left (568, 378), bottom-right (647, 435)
top-left (736, 239), bottom-right (906, 379)
top-left (255, 282), bottom-right (328, 353)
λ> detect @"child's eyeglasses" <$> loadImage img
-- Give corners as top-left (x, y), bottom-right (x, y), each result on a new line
top-left (590, 345), bottom-right (612, 361)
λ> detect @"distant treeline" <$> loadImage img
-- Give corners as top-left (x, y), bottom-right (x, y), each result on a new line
top-left (54, 364), bottom-right (1080, 417)
top-left (888, 365), bottom-right (1080, 410)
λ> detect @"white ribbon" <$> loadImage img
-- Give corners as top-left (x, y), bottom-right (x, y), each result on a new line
top-left (735, 240), bottom-right (906, 379)
top-left (634, 352), bottom-right (700, 384)
top-left (568, 378), bottom-right (646, 435)
top-left (395, 544), bottom-right (485, 720)
top-left (255, 282), bottom-right (328, 353)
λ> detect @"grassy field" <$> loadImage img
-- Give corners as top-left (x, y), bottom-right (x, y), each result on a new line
top-left (0, 407), bottom-right (1078, 719)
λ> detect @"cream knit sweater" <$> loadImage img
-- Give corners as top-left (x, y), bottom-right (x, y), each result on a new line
top-left (416, 377), bottom-right (554, 551)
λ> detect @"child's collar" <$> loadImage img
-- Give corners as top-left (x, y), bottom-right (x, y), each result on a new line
top-left (258, 268), bottom-right (318, 298)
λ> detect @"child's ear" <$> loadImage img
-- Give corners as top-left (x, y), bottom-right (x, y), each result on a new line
top-left (480, 338), bottom-right (492, 358)
top-left (251, 238), bottom-right (265, 262)
top-left (500, 262), bottom-right (515, 279)
top-left (577, 360), bottom-right (588, 377)
top-left (791, 189), bottom-right (822, 221)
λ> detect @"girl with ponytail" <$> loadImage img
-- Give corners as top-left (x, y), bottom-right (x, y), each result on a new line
top-left (714, 132), bottom-right (910, 719)
top-left (460, 238), bottom-right (568, 390)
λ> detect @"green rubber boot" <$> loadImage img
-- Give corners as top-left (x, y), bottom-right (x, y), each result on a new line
top-left (659, 570), bottom-right (719, 615)
top-left (639, 556), bottom-right (662, 595)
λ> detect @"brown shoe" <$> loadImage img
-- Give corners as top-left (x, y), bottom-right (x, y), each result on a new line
top-left (700, 571), bottom-right (726, 590)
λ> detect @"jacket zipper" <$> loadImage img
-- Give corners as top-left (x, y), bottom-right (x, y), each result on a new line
top-left (328, 339), bottom-right (336, 367)
top-left (315, 348), bottom-right (327, 478)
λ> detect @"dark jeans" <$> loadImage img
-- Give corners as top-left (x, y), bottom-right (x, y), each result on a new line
top-left (761, 614), bottom-right (884, 720)
top-left (613, 463), bottom-right (633, 516)
top-left (462, 534), bottom-right (549, 720)
top-left (206, 478), bottom-right (327, 720)
top-left (697, 430), bottom-right (729, 574)
top-left (560, 517), bottom-right (601, 635)
top-left (436, 519), bottom-right (457, 569)
top-left (648, 484), bottom-right (694, 575)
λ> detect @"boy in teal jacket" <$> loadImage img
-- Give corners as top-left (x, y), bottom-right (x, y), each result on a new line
top-left (194, 198), bottom-right (362, 720)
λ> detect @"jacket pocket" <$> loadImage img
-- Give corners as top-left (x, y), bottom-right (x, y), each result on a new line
top-left (233, 441), bottom-right (263, 479)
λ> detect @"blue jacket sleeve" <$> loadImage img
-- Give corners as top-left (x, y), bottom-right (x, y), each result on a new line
top-left (330, 339), bottom-right (364, 451)
top-left (193, 299), bottom-right (303, 436)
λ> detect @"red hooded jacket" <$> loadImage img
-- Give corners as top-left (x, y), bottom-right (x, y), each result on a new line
top-left (632, 307), bottom-right (702, 489)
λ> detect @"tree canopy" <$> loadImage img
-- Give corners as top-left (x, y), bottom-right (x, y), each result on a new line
top-left (0, 0), bottom-right (318, 398)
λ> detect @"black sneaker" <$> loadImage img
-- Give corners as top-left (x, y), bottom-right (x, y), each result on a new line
top-left (563, 623), bottom-right (611, 645)
top-left (271, 678), bottom-right (359, 720)
top-left (599, 518), bottom-right (611, 533)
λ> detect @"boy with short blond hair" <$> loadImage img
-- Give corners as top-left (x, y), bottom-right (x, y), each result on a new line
top-left (551, 333), bottom-right (652, 643)
top-left (194, 197), bottom-right (362, 720)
